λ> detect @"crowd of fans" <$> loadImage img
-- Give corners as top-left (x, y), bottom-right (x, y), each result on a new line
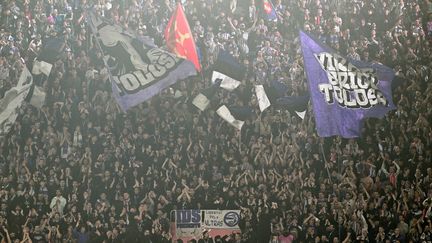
top-left (0, 0), bottom-right (432, 242)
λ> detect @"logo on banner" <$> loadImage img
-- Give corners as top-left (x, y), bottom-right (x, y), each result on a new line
top-left (91, 15), bottom-right (182, 96)
top-left (224, 211), bottom-right (240, 227)
top-left (314, 52), bottom-right (388, 109)
top-left (176, 210), bottom-right (201, 228)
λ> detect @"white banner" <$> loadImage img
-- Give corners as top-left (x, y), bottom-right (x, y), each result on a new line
top-left (295, 110), bottom-right (306, 120)
top-left (192, 93), bottom-right (210, 111)
top-left (201, 210), bottom-right (241, 229)
top-left (30, 86), bottom-right (46, 109)
top-left (172, 210), bottom-right (241, 241)
top-left (212, 71), bottom-right (241, 91)
top-left (32, 60), bottom-right (53, 76)
top-left (216, 105), bottom-right (244, 130)
top-left (255, 85), bottom-right (271, 112)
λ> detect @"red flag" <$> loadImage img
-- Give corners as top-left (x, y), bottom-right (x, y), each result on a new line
top-left (165, 3), bottom-right (201, 71)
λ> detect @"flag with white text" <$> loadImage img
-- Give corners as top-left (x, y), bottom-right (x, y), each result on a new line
top-left (88, 12), bottom-right (196, 111)
top-left (300, 31), bottom-right (395, 138)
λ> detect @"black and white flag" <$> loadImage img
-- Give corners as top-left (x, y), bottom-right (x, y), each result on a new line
top-left (212, 51), bottom-right (246, 91)
top-left (0, 67), bottom-right (33, 136)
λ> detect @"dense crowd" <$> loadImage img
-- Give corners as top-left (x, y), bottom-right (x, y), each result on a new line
top-left (0, 0), bottom-right (432, 242)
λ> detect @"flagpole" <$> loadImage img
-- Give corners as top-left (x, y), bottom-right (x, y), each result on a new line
top-left (238, 130), bottom-right (242, 152)
top-left (200, 69), bottom-right (206, 90)
top-left (85, 10), bottom-right (127, 113)
top-left (320, 142), bottom-right (332, 183)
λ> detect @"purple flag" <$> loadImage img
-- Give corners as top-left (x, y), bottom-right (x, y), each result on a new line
top-left (300, 31), bottom-right (395, 138)
top-left (88, 12), bottom-right (196, 111)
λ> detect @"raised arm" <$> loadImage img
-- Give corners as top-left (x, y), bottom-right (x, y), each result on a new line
top-left (393, 161), bottom-right (401, 175)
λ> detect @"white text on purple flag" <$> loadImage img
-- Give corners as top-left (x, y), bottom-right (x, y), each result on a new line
top-left (314, 52), bottom-right (388, 109)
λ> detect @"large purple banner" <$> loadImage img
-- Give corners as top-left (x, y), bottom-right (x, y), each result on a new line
top-left (300, 31), bottom-right (395, 138)
top-left (88, 12), bottom-right (196, 111)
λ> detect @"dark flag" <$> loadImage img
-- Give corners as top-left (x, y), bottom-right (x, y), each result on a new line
top-left (32, 37), bottom-right (65, 76)
top-left (212, 51), bottom-right (246, 91)
top-left (254, 81), bottom-right (289, 112)
top-left (229, 106), bottom-right (255, 121)
top-left (216, 105), bottom-right (248, 130)
top-left (275, 95), bottom-right (309, 119)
